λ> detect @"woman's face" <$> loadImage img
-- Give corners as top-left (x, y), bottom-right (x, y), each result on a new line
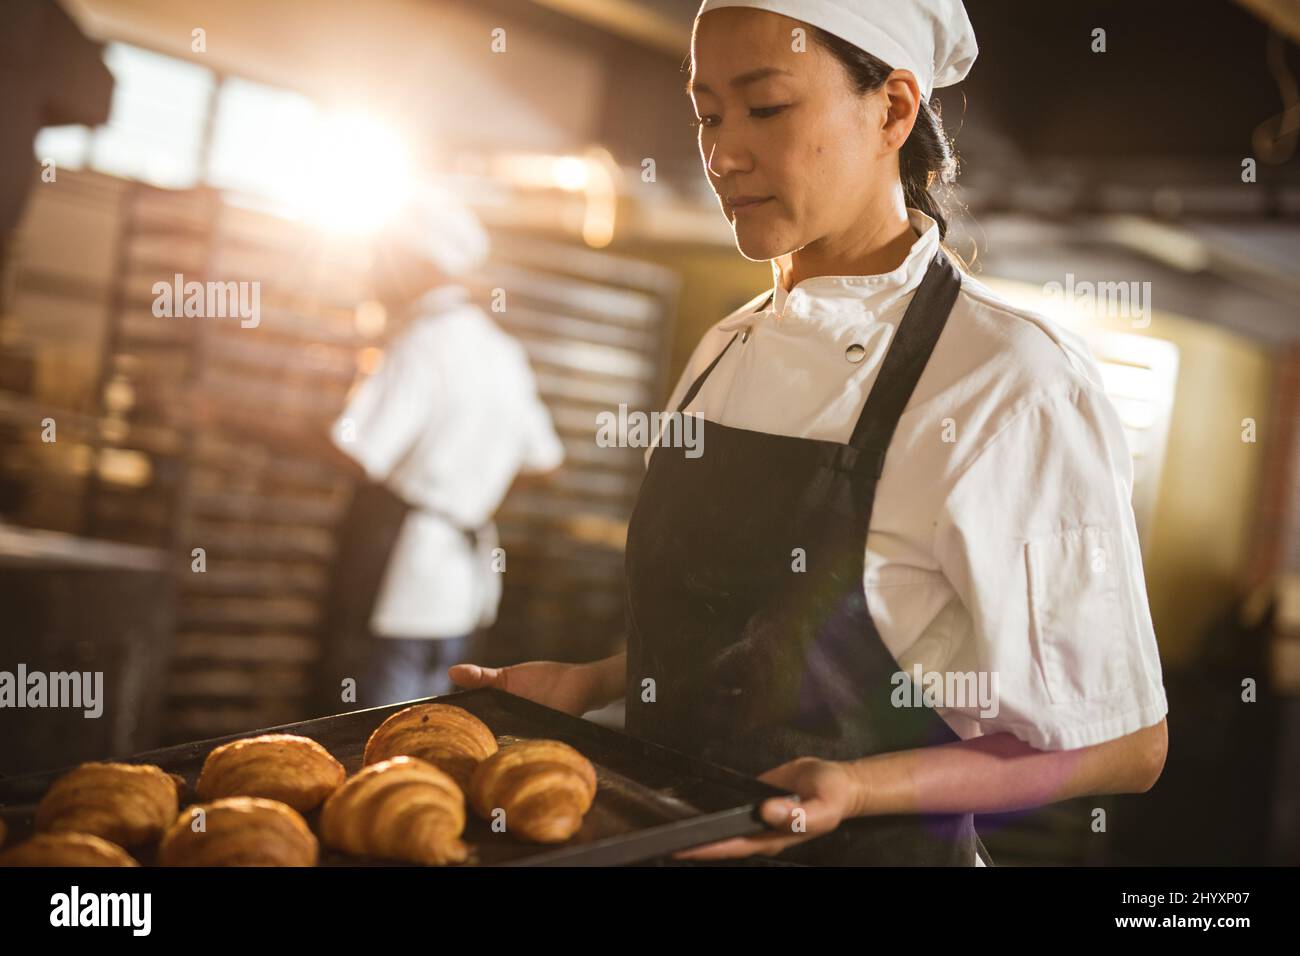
top-left (689, 8), bottom-right (895, 262)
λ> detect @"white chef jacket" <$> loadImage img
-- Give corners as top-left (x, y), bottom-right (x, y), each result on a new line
top-left (649, 208), bottom-right (1168, 754)
top-left (331, 286), bottom-right (564, 639)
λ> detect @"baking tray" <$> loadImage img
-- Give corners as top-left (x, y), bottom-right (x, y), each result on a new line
top-left (0, 687), bottom-right (798, 866)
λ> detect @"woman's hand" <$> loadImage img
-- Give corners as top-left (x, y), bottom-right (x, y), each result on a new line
top-left (671, 756), bottom-right (859, 861)
top-left (446, 660), bottom-right (598, 718)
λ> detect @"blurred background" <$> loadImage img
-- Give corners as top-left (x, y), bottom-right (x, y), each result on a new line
top-left (0, 0), bottom-right (1297, 865)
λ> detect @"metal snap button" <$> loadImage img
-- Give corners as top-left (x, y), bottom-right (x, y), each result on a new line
top-left (740, 327), bottom-right (751, 343)
top-left (845, 343), bottom-right (866, 363)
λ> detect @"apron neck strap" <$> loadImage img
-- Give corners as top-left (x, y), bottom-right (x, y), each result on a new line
top-left (670, 249), bottom-right (959, 479)
top-left (839, 249), bottom-right (962, 478)
top-left (673, 292), bottom-right (773, 415)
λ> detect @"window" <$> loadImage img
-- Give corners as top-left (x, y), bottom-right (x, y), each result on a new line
top-left (32, 125), bottom-right (92, 171)
top-left (207, 77), bottom-right (320, 214)
top-left (30, 42), bottom-right (411, 231)
top-left (87, 43), bottom-right (215, 188)
top-left (30, 42), bottom-right (316, 197)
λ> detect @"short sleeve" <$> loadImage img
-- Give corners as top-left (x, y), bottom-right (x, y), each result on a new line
top-left (330, 331), bottom-right (434, 483)
top-left (933, 384), bottom-right (1169, 751)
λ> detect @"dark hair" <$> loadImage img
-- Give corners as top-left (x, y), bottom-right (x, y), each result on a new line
top-left (809, 27), bottom-right (968, 265)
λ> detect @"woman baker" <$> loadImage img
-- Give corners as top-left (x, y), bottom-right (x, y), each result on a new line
top-left (452, 0), bottom-right (1169, 865)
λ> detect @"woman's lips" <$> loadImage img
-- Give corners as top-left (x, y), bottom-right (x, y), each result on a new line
top-left (728, 196), bottom-right (773, 215)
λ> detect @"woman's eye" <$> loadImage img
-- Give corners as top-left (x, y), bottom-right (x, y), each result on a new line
top-left (689, 105), bottom-right (785, 130)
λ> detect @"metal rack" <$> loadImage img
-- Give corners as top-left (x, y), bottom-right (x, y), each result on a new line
top-left (466, 232), bottom-right (680, 667)
top-left (26, 172), bottom-right (680, 745)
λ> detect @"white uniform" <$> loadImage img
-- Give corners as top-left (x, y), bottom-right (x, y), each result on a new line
top-left (651, 208), bottom-right (1168, 754)
top-left (332, 286), bottom-right (564, 639)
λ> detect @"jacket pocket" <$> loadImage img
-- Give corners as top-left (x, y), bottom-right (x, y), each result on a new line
top-left (1024, 526), bottom-right (1135, 706)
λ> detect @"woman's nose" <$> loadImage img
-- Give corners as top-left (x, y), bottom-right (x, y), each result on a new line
top-left (704, 130), bottom-right (750, 179)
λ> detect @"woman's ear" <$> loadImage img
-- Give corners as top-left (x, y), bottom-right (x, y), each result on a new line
top-left (881, 69), bottom-right (922, 151)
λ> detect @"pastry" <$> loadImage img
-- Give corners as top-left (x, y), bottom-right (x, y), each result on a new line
top-left (363, 703), bottom-right (497, 790)
top-left (167, 772), bottom-right (188, 802)
top-left (321, 756), bottom-right (468, 865)
top-left (0, 832), bottom-right (139, 867)
top-left (35, 762), bottom-right (178, 847)
top-left (158, 797), bottom-right (318, 867)
top-left (468, 739), bottom-right (597, 843)
top-left (196, 733), bottom-right (344, 812)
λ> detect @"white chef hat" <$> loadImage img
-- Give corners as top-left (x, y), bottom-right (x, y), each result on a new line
top-left (388, 179), bottom-right (490, 278)
top-left (694, 0), bottom-right (977, 102)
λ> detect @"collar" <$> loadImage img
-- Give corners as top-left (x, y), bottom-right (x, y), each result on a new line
top-left (719, 207), bottom-right (941, 334)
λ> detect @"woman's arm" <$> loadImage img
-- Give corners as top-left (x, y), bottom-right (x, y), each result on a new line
top-left (673, 718), bottom-right (1167, 860)
top-left (584, 651), bottom-right (627, 709)
top-left (447, 651), bottom-right (626, 716)
top-left (847, 718), bottom-right (1168, 817)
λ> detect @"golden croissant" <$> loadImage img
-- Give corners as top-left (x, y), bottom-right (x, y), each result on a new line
top-left (35, 762), bottom-right (178, 847)
top-left (0, 832), bottom-right (139, 867)
top-left (158, 797), bottom-right (318, 867)
top-left (196, 733), bottom-right (345, 812)
top-left (363, 703), bottom-right (497, 791)
top-left (469, 740), bottom-right (597, 843)
top-left (321, 756), bottom-right (468, 865)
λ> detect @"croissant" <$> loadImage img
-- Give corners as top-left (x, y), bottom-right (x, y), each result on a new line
top-left (168, 772), bottom-right (188, 802)
top-left (158, 797), bottom-right (318, 867)
top-left (0, 833), bottom-right (139, 867)
top-left (321, 756), bottom-right (468, 865)
top-left (196, 733), bottom-right (344, 812)
top-left (468, 740), bottom-right (597, 843)
top-left (363, 703), bottom-right (497, 791)
top-left (35, 762), bottom-right (178, 847)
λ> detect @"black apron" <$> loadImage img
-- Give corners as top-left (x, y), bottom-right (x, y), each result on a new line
top-left (313, 480), bottom-right (410, 715)
top-left (313, 303), bottom-right (490, 713)
top-left (313, 479), bottom-right (486, 714)
top-left (624, 249), bottom-right (991, 866)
